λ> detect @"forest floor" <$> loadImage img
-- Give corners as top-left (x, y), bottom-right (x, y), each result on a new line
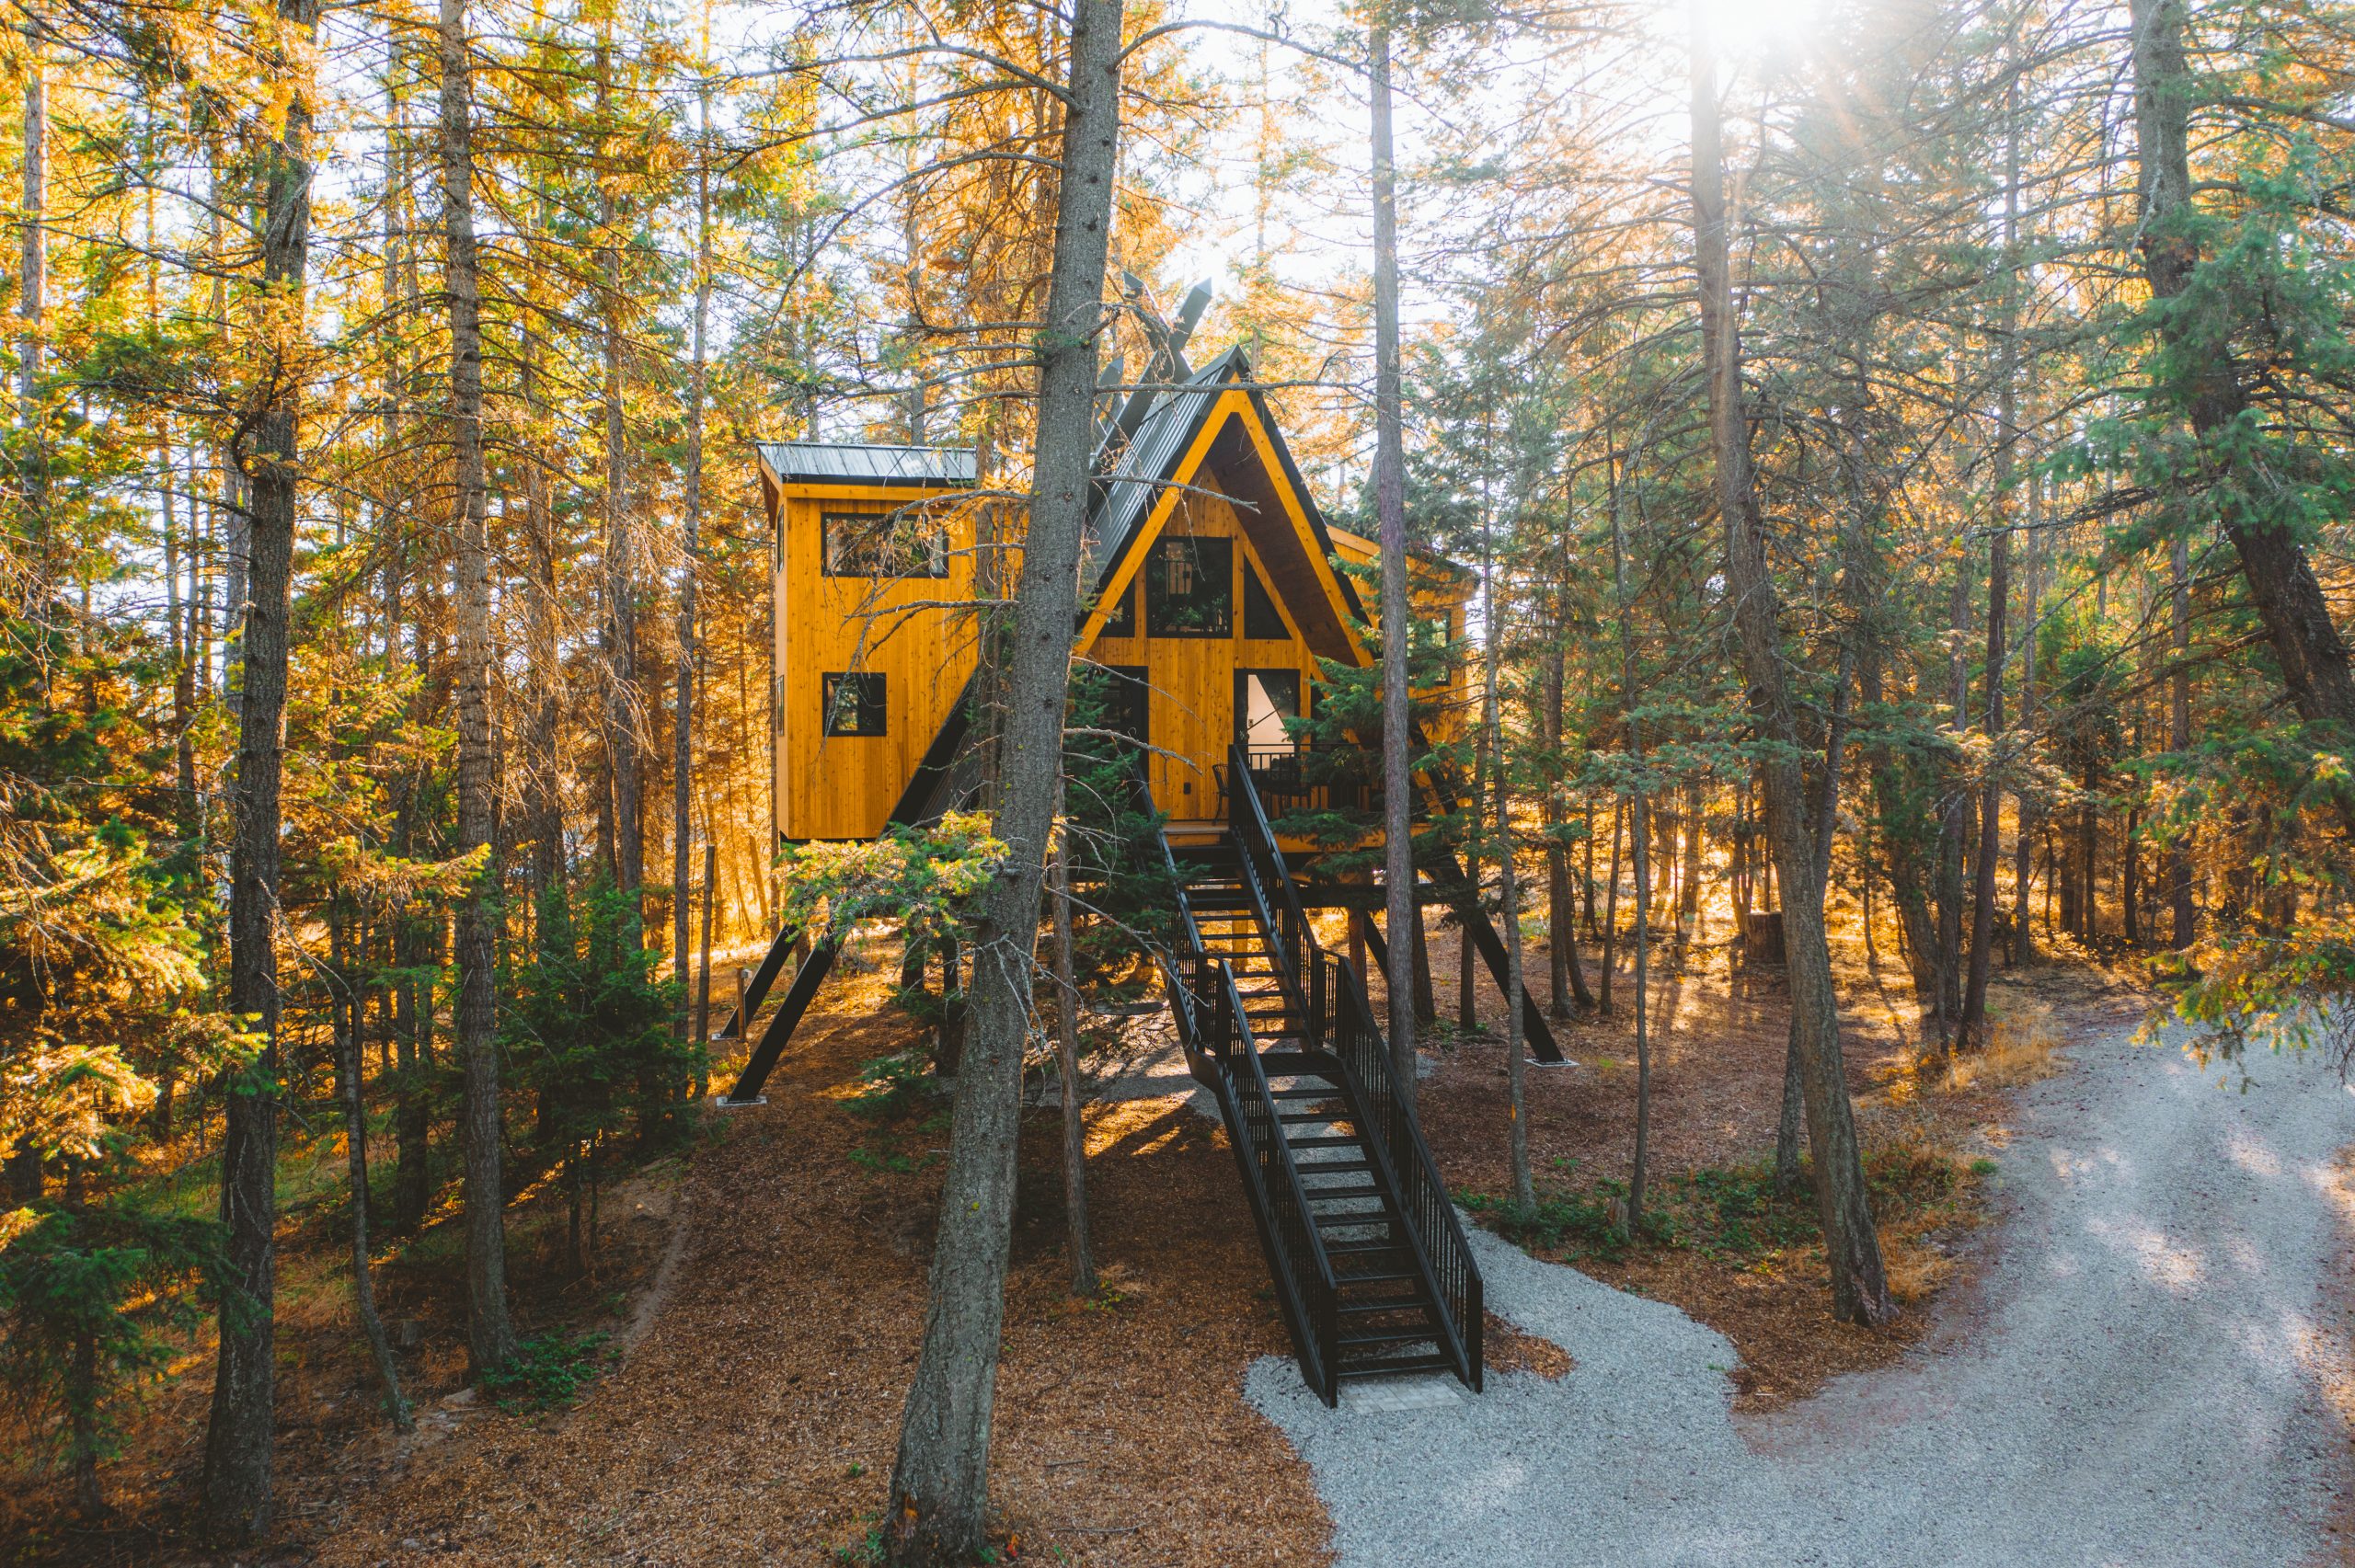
top-left (1, 911), bottom-right (2293, 1566)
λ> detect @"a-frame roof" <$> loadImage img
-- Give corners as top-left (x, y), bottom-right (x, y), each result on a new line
top-left (1078, 345), bottom-right (1371, 665)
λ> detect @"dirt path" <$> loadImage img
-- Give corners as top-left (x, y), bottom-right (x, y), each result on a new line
top-left (1250, 1013), bottom-right (2355, 1566)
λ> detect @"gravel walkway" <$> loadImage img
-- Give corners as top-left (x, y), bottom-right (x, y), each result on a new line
top-left (1248, 1015), bottom-right (2355, 1566)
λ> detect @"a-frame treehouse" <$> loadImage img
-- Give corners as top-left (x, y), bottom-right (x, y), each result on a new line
top-left (724, 306), bottom-right (1557, 1404)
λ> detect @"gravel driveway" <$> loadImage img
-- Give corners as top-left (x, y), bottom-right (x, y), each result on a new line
top-left (1248, 1014), bottom-right (2355, 1566)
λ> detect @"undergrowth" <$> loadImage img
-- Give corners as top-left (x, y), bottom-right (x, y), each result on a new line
top-left (1465, 1140), bottom-right (1989, 1299)
top-left (477, 1328), bottom-right (615, 1412)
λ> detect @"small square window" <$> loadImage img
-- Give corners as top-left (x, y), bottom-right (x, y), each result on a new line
top-left (821, 672), bottom-right (888, 737)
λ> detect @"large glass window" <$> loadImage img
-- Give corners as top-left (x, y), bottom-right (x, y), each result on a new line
top-left (822, 509), bottom-right (948, 578)
top-left (1144, 535), bottom-right (1233, 636)
top-left (821, 672), bottom-right (889, 737)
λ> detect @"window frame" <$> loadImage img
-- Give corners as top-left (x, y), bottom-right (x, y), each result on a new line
top-left (821, 508), bottom-right (950, 579)
top-left (1241, 556), bottom-right (1289, 641)
top-left (820, 671), bottom-right (889, 737)
top-left (1099, 576), bottom-right (1138, 638)
top-left (1144, 534), bottom-right (1234, 638)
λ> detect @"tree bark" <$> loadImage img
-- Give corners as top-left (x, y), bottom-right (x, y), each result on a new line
top-left (1542, 637), bottom-right (1593, 1015)
top-left (883, 1), bottom-right (1124, 1554)
top-left (334, 921), bottom-right (412, 1433)
top-left (596, 32), bottom-right (643, 903)
top-left (1482, 470), bottom-right (1533, 1207)
top-left (1959, 94), bottom-right (2020, 1044)
top-left (1051, 823), bottom-right (1096, 1295)
top-left (2014, 466), bottom-right (2041, 962)
top-left (202, 0), bottom-right (318, 1530)
top-left (674, 98), bottom-right (712, 1027)
top-left (437, 0), bottom-right (517, 1373)
top-left (1370, 19), bottom-right (1419, 1111)
top-left (18, 39), bottom-right (44, 567)
top-left (1598, 800), bottom-right (1622, 1014)
top-left (2167, 531), bottom-right (2194, 946)
top-left (1690, 11), bottom-right (1892, 1324)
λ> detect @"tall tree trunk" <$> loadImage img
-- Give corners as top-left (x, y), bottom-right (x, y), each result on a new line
top-left (18, 38), bottom-right (43, 573)
top-left (1542, 636), bottom-right (1592, 1015)
top-left (1690, 10), bottom-right (1892, 1324)
top-left (1610, 448), bottom-right (1653, 1226)
top-left (1598, 800), bottom-right (1622, 1014)
top-left (438, 0), bottom-right (517, 1374)
top-left (1679, 780), bottom-right (1702, 930)
top-left (1960, 115), bottom-right (2019, 1045)
top-left (521, 310), bottom-right (563, 897)
top-left (202, 0), bottom-right (318, 1529)
top-left (882, 1), bottom-right (1123, 1555)
top-left (2167, 531), bottom-right (2194, 945)
top-left (1933, 559), bottom-right (1970, 1032)
top-left (596, 34), bottom-right (643, 903)
top-left (334, 913), bottom-right (411, 1433)
top-left (1370, 19), bottom-right (1418, 1111)
top-left (2014, 466), bottom-right (2041, 962)
top-left (1051, 821), bottom-right (1096, 1295)
top-left (1482, 464), bottom-right (1533, 1207)
top-left (2132, 0), bottom-right (2355, 741)
top-left (674, 103), bottom-right (712, 1025)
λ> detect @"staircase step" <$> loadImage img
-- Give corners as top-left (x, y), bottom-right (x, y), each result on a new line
top-left (1334, 1268), bottom-right (1420, 1287)
top-left (1338, 1328), bottom-right (1443, 1350)
top-left (1304, 1182), bottom-right (1388, 1204)
top-left (1337, 1293), bottom-right (1430, 1316)
top-left (1290, 1159), bottom-right (1374, 1176)
top-left (1336, 1353), bottom-right (1456, 1379)
top-left (1284, 1134), bottom-right (1362, 1149)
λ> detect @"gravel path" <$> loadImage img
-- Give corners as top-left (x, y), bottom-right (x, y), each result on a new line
top-left (1248, 1015), bottom-right (2355, 1566)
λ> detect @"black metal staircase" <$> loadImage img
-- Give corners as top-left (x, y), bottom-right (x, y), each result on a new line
top-left (1146, 748), bottom-right (1484, 1405)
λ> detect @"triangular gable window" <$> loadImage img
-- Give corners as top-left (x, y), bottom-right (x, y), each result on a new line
top-left (1242, 556), bottom-right (1287, 641)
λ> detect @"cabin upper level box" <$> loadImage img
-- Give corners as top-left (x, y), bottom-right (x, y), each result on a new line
top-left (755, 348), bottom-right (1469, 849)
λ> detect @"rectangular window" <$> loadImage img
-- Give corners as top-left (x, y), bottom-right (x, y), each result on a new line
top-left (821, 672), bottom-right (888, 737)
top-left (1099, 577), bottom-right (1137, 638)
top-left (1144, 535), bottom-right (1233, 636)
top-left (822, 509), bottom-right (948, 578)
top-left (1106, 665), bottom-right (1150, 746)
top-left (1242, 557), bottom-right (1289, 640)
top-left (1235, 669), bottom-right (1302, 754)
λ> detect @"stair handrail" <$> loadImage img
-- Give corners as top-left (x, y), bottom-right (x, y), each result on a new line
top-left (1130, 751), bottom-right (1201, 954)
top-left (1226, 742), bottom-right (1315, 1023)
top-left (1313, 948), bottom-right (1484, 1390)
top-left (1229, 745), bottom-right (1484, 1390)
top-left (1159, 946), bottom-right (1341, 1404)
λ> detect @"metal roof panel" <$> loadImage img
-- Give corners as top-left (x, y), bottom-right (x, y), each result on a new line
top-left (757, 441), bottom-right (977, 489)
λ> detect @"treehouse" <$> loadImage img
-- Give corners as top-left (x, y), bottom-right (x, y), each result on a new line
top-left (729, 303), bottom-right (1554, 1404)
top-left (755, 352), bottom-right (1470, 846)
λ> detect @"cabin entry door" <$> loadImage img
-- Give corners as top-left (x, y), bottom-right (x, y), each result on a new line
top-left (1234, 669), bottom-right (1303, 811)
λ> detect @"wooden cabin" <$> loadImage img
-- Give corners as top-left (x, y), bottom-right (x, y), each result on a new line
top-left (733, 346), bottom-right (1547, 1408)
top-left (754, 346), bottom-right (1471, 851)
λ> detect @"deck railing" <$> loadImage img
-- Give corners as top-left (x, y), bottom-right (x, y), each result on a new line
top-left (1228, 741), bottom-right (1315, 1021)
top-left (1309, 947), bottom-right (1483, 1391)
